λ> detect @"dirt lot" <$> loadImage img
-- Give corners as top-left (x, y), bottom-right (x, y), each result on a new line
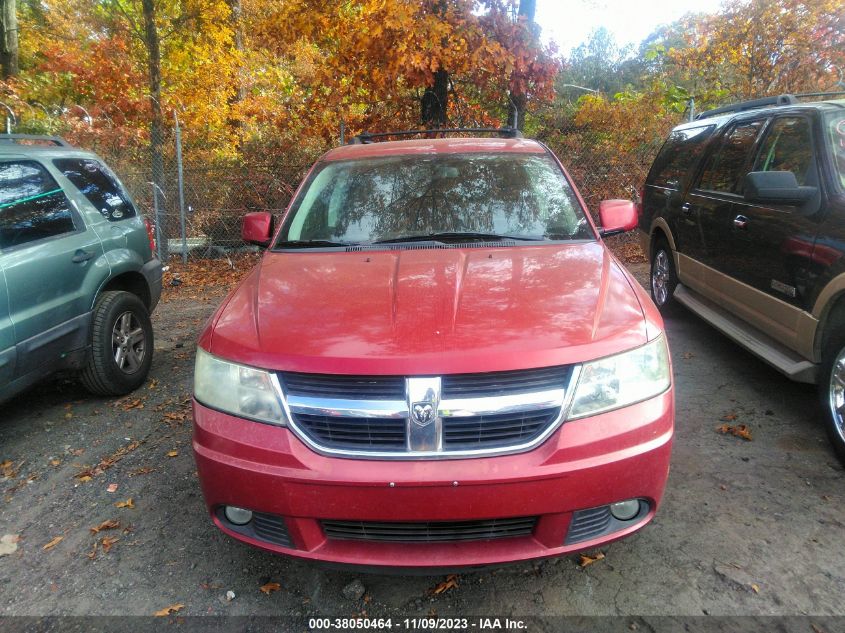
top-left (1, 260), bottom-right (844, 621)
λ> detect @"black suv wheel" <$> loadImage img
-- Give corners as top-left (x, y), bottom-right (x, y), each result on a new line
top-left (650, 239), bottom-right (678, 311)
top-left (821, 334), bottom-right (845, 464)
top-left (79, 291), bottom-right (154, 396)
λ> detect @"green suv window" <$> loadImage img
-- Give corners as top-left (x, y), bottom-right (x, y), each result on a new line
top-left (0, 161), bottom-right (77, 249)
top-left (54, 158), bottom-right (137, 222)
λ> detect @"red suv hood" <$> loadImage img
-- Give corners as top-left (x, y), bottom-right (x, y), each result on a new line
top-left (204, 242), bottom-right (652, 375)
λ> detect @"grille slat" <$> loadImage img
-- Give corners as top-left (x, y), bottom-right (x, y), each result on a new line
top-left (565, 506), bottom-right (613, 544)
top-left (296, 414), bottom-right (406, 450)
top-left (283, 373), bottom-right (405, 400)
top-left (323, 517), bottom-right (537, 543)
top-left (442, 408), bottom-right (559, 449)
top-left (442, 366), bottom-right (570, 398)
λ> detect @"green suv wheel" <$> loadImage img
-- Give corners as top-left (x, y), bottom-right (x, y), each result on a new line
top-left (79, 291), bottom-right (154, 396)
top-left (821, 336), bottom-right (845, 465)
top-left (650, 239), bottom-right (678, 312)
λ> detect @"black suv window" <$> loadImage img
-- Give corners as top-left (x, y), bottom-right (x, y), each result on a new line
top-left (752, 116), bottom-right (815, 185)
top-left (0, 161), bottom-right (77, 249)
top-left (54, 158), bottom-right (137, 222)
top-left (648, 125), bottom-right (714, 189)
top-left (697, 120), bottom-right (766, 194)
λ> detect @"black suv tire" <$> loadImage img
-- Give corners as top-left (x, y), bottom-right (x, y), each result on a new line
top-left (820, 332), bottom-right (845, 465)
top-left (79, 291), bottom-right (154, 396)
top-left (650, 238), bottom-right (678, 312)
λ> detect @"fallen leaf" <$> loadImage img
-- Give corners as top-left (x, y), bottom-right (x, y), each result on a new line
top-left (87, 541), bottom-right (98, 560)
top-left (43, 536), bottom-right (64, 550)
top-left (153, 603), bottom-right (184, 617)
top-left (77, 475), bottom-right (92, 483)
top-left (811, 623), bottom-right (827, 633)
top-left (122, 399), bottom-right (144, 411)
top-left (101, 536), bottom-right (119, 553)
top-left (721, 413), bottom-right (738, 421)
top-left (259, 582), bottom-right (281, 595)
top-left (115, 498), bottom-right (135, 509)
top-left (0, 534), bottom-right (20, 557)
top-left (717, 424), bottom-right (753, 441)
top-left (90, 520), bottom-right (121, 534)
top-left (167, 450), bottom-right (178, 458)
top-left (751, 583), bottom-right (760, 593)
top-left (430, 574), bottom-right (459, 595)
top-left (1, 460), bottom-right (21, 479)
top-left (70, 448), bottom-right (85, 456)
top-left (129, 467), bottom-right (155, 477)
top-left (64, 413), bottom-right (73, 419)
top-left (579, 552), bottom-right (605, 567)
top-left (49, 459), bottom-right (62, 467)
top-left (107, 483), bottom-right (119, 493)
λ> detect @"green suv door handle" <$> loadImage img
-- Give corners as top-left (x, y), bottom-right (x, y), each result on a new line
top-left (72, 249), bottom-right (96, 263)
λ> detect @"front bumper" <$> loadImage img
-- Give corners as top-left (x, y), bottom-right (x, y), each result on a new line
top-left (192, 390), bottom-right (673, 569)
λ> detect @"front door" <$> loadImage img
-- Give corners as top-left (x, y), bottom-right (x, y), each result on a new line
top-left (0, 159), bottom-right (106, 377)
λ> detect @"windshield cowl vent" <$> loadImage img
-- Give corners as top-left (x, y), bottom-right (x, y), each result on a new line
top-left (346, 240), bottom-right (517, 252)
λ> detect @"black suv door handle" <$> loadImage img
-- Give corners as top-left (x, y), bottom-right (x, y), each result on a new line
top-left (733, 215), bottom-right (749, 230)
top-left (681, 203), bottom-right (692, 215)
top-left (72, 249), bottom-right (95, 263)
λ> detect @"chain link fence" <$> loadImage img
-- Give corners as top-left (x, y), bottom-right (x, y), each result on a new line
top-left (94, 118), bottom-right (676, 265)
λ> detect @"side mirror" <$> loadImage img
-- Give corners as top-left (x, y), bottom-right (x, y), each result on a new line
top-left (598, 199), bottom-right (638, 238)
top-left (743, 171), bottom-right (817, 205)
top-left (242, 212), bottom-right (274, 247)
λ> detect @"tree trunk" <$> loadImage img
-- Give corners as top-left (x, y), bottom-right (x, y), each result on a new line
top-left (507, 0), bottom-right (537, 131)
top-left (420, 0), bottom-right (449, 128)
top-left (0, 0), bottom-right (19, 79)
top-left (141, 0), bottom-right (168, 260)
top-left (421, 69), bottom-right (449, 127)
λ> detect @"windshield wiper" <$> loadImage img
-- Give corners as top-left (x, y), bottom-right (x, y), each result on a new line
top-left (274, 239), bottom-right (353, 249)
top-left (371, 231), bottom-right (547, 245)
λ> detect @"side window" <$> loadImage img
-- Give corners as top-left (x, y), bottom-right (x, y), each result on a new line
top-left (752, 117), bottom-right (814, 185)
top-left (697, 120), bottom-right (766, 194)
top-left (648, 125), bottom-right (715, 189)
top-left (0, 161), bottom-right (78, 250)
top-left (53, 158), bottom-right (137, 222)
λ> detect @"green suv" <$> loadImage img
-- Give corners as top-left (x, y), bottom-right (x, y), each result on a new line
top-left (0, 134), bottom-right (162, 402)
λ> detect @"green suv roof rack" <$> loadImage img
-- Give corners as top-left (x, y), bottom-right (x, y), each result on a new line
top-left (0, 134), bottom-right (73, 147)
top-left (349, 127), bottom-right (523, 145)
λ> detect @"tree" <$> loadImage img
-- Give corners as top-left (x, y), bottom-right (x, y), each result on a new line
top-left (0, 0), bottom-right (18, 78)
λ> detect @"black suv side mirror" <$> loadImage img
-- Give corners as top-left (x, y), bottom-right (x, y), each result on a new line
top-left (743, 171), bottom-right (817, 205)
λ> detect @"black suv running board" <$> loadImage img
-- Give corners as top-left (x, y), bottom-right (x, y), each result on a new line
top-left (674, 285), bottom-right (818, 384)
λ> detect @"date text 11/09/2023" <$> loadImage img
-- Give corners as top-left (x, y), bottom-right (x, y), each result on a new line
top-left (308, 617), bottom-right (529, 630)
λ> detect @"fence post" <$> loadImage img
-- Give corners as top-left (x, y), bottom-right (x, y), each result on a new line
top-left (174, 112), bottom-right (187, 264)
top-left (151, 183), bottom-right (165, 262)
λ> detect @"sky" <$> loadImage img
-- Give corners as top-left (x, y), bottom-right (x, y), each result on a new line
top-left (535, 0), bottom-right (724, 55)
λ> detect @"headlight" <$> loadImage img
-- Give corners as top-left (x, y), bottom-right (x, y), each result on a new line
top-left (194, 348), bottom-right (288, 426)
top-left (568, 336), bottom-right (671, 419)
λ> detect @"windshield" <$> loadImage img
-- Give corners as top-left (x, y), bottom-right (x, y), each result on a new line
top-left (275, 152), bottom-right (593, 248)
top-left (824, 111), bottom-right (845, 190)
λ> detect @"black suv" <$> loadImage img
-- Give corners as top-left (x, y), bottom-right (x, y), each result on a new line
top-left (639, 95), bottom-right (845, 462)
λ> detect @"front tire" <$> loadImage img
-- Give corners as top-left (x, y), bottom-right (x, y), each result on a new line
top-left (650, 239), bottom-right (678, 311)
top-left (821, 335), bottom-right (845, 465)
top-left (80, 291), bottom-right (154, 396)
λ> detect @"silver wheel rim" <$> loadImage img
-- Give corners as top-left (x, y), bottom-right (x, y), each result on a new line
top-left (652, 250), bottom-right (670, 306)
top-left (112, 311), bottom-right (146, 374)
top-left (829, 348), bottom-right (845, 443)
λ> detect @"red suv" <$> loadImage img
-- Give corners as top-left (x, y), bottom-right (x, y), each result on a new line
top-left (192, 130), bottom-right (674, 569)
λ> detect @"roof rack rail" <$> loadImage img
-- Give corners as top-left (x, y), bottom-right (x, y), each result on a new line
top-left (0, 133), bottom-right (73, 147)
top-left (794, 91), bottom-right (845, 99)
top-left (349, 127), bottom-right (523, 144)
top-left (695, 94), bottom-right (798, 120)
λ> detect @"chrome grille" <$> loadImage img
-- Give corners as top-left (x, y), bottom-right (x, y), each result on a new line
top-left (322, 516), bottom-right (537, 542)
top-left (279, 365), bottom-right (579, 459)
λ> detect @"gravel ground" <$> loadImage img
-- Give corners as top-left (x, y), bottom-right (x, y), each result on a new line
top-left (0, 262), bottom-right (843, 619)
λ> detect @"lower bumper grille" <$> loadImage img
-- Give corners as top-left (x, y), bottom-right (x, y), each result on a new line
top-left (322, 517), bottom-right (538, 543)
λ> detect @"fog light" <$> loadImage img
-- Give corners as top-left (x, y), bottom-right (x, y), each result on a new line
top-left (609, 499), bottom-right (640, 521)
top-left (224, 506), bottom-right (253, 525)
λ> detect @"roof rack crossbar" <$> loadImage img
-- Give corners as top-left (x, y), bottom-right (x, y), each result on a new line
top-left (349, 127), bottom-right (522, 144)
top-left (0, 134), bottom-right (73, 147)
top-left (695, 94), bottom-right (798, 120)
